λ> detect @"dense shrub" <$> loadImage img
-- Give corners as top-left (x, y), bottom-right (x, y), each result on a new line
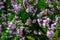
top-left (0, 0), bottom-right (60, 40)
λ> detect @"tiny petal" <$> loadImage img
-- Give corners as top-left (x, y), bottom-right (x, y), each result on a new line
top-left (47, 30), bottom-right (54, 38)
top-left (34, 31), bottom-right (38, 34)
top-left (0, 25), bottom-right (2, 33)
top-left (26, 6), bottom-right (34, 13)
top-left (37, 19), bottom-right (43, 27)
top-left (25, 18), bottom-right (31, 26)
top-left (32, 19), bottom-right (36, 24)
top-left (56, 6), bottom-right (60, 10)
top-left (19, 26), bottom-right (25, 37)
top-left (37, 11), bottom-right (45, 19)
top-left (46, 0), bottom-right (51, 4)
top-left (11, 24), bottom-right (16, 29)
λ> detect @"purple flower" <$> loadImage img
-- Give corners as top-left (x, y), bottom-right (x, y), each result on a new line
top-left (37, 11), bottom-right (45, 19)
top-left (13, 4), bottom-right (23, 13)
top-left (26, 6), bottom-right (34, 13)
top-left (46, 18), bottom-right (51, 24)
top-left (23, 0), bottom-right (28, 8)
top-left (33, 9), bottom-right (37, 13)
top-left (18, 4), bottom-right (23, 9)
top-left (32, 9), bottom-right (37, 16)
top-left (0, 25), bottom-right (2, 34)
top-left (11, 0), bottom-right (23, 13)
top-left (51, 23), bottom-right (56, 27)
top-left (8, 21), bottom-right (13, 27)
top-left (15, 16), bottom-right (19, 20)
top-left (0, 6), bottom-right (4, 9)
top-left (7, 22), bottom-right (16, 34)
top-left (26, 6), bottom-right (37, 16)
top-left (46, 0), bottom-right (51, 4)
top-left (43, 20), bottom-right (47, 28)
top-left (11, 0), bottom-right (17, 6)
top-left (55, 16), bottom-right (58, 22)
top-left (56, 0), bottom-right (60, 3)
top-left (19, 26), bottom-right (25, 37)
top-left (1, 14), bottom-right (6, 21)
top-left (50, 23), bottom-right (56, 30)
top-left (46, 9), bottom-right (53, 14)
top-left (9, 30), bottom-right (13, 34)
top-left (34, 31), bottom-right (38, 34)
top-left (0, 2), bottom-right (3, 5)
top-left (20, 26), bottom-right (24, 31)
top-left (47, 30), bottom-right (54, 38)
top-left (17, 26), bottom-right (25, 37)
top-left (46, 18), bottom-right (51, 27)
top-left (11, 24), bottom-right (16, 30)
top-left (25, 18), bottom-right (31, 26)
top-left (14, 5), bottom-right (20, 13)
top-left (37, 19), bottom-right (43, 27)
top-left (0, 2), bottom-right (4, 9)
top-left (43, 18), bottom-right (51, 27)
top-left (32, 19), bottom-right (36, 24)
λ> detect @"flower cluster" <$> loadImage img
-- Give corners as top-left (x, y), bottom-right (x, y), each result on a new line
top-left (0, 0), bottom-right (60, 40)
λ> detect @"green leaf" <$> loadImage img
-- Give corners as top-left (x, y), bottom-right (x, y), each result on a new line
top-left (27, 36), bottom-right (35, 40)
top-left (13, 35), bottom-right (20, 40)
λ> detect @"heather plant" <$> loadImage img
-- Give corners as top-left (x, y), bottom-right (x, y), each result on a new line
top-left (0, 0), bottom-right (60, 40)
